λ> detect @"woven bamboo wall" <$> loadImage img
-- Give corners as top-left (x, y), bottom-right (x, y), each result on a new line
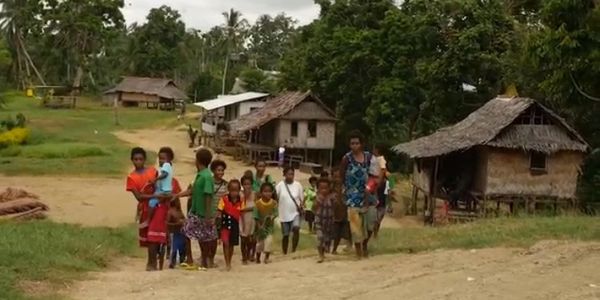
top-left (412, 162), bottom-right (431, 192)
top-left (486, 149), bottom-right (584, 198)
top-left (275, 120), bottom-right (335, 149)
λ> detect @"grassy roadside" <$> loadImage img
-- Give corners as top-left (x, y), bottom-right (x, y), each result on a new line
top-left (0, 92), bottom-right (182, 177)
top-left (0, 220), bottom-right (139, 300)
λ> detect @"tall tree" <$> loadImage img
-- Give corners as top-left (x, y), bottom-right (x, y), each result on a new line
top-left (248, 13), bottom-right (297, 70)
top-left (44, 0), bottom-right (125, 91)
top-left (221, 8), bottom-right (248, 95)
top-left (129, 5), bottom-right (186, 78)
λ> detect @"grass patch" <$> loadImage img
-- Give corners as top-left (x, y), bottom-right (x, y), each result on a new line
top-left (0, 220), bottom-right (139, 300)
top-left (370, 216), bottom-right (600, 255)
top-left (0, 92), bottom-right (185, 176)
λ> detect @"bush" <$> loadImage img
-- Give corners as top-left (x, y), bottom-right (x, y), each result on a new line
top-left (0, 127), bottom-right (29, 147)
top-left (0, 145), bottom-right (21, 157)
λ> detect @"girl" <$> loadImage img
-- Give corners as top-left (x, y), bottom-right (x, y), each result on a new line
top-left (217, 180), bottom-right (243, 271)
top-left (314, 178), bottom-right (335, 263)
top-left (254, 182), bottom-right (277, 264)
top-left (252, 160), bottom-right (273, 193)
top-left (210, 159), bottom-right (228, 268)
top-left (240, 175), bottom-right (257, 264)
top-left (126, 147), bottom-right (157, 270)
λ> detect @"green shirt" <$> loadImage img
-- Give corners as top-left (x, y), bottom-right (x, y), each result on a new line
top-left (190, 168), bottom-right (214, 217)
top-left (304, 186), bottom-right (316, 211)
top-left (252, 174), bottom-right (273, 192)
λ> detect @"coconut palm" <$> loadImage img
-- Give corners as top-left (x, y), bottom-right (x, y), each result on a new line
top-left (221, 8), bottom-right (248, 95)
top-left (0, 0), bottom-right (46, 87)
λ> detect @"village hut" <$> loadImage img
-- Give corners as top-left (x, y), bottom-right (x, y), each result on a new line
top-left (231, 91), bottom-right (336, 172)
top-left (392, 96), bottom-right (589, 221)
top-left (103, 76), bottom-right (188, 110)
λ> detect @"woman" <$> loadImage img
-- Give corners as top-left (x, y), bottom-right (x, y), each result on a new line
top-left (252, 160), bottom-right (273, 193)
top-left (125, 147), bottom-right (158, 270)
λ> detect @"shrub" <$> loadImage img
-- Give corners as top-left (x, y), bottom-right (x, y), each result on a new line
top-left (0, 127), bottom-right (29, 147)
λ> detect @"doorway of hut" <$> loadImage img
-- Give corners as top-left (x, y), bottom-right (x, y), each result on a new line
top-left (434, 149), bottom-right (481, 213)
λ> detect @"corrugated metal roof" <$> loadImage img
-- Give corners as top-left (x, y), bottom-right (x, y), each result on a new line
top-left (193, 92), bottom-right (269, 111)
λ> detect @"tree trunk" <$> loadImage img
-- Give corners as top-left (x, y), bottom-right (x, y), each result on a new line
top-left (72, 65), bottom-right (84, 95)
top-left (221, 53), bottom-right (229, 95)
top-left (17, 31), bottom-right (46, 86)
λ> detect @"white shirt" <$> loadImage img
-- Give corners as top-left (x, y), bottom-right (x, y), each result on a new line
top-left (278, 147), bottom-right (285, 154)
top-left (276, 180), bottom-right (304, 222)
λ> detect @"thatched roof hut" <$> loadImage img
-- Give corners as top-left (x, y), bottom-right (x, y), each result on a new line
top-left (104, 76), bottom-right (187, 109)
top-left (392, 97), bottom-right (589, 220)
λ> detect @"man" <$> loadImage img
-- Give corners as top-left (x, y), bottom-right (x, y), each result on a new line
top-left (340, 131), bottom-right (380, 258)
top-left (276, 166), bottom-right (304, 254)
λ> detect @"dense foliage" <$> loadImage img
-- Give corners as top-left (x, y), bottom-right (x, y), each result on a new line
top-left (0, 0), bottom-right (598, 201)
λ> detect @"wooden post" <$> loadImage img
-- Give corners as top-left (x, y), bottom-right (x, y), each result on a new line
top-left (428, 157), bottom-right (440, 225)
top-left (113, 95), bottom-right (120, 126)
top-left (329, 149), bottom-right (333, 170)
top-left (410, 185), bottom-right (418, 216)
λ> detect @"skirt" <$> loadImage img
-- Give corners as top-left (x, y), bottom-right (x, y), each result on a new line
top-left (240, 211), bottom-right (256, 237)
top-left (220, 222), bottom-right (240, 246)
top-left (147, 203), bottom-right (169, 244)
top-left (183, 214), bottom-right (217, 242)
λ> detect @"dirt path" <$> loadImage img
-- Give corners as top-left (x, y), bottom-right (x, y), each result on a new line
top-left (4, 128), bottom-right (600, 299)
top-left (67, 240), bottom-right (600, 300)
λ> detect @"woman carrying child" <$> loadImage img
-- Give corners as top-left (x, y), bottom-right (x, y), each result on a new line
top-left (254, 182), bottom-right (278, 264)
top-left (314, 178), bottom-right (335, 263)
top-left (240, 175), bottom-right (257, 264)
top-left (126, 147), bottom-right (157, 270)
top-left (216, 180), bottom-right (243, 271)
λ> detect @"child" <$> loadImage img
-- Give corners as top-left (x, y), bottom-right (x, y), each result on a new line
top-left (217, 180), bottom-right (243, 271)
top-left (331, 168), bottom-right (351, 254)
top-left (314, 178), bottom-right (335, 263)
top-left (167, 198), bottom-right (186, 269)
top-left (210, 159), bottom-right (228, 268)
top-left (182, 148), bottom-right (216, 270)
top-left (144, 147), bottom-right (175, 227)
top-left (254, 182), bottom-right (278, 264)
top-left (240, 175), bottom-right (256, 264)
top-left (304, 176), bottom-right (318, 233)
top-left (252, 160), bottom-right (274, 192)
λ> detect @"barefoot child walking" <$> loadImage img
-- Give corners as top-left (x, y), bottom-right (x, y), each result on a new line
top-left (254, 183), bottom-right (277, 264)
top-left (314, 178), bottom-right (335, 263)
top-left (240, 175), bottom-right (257, 264)
top-left (217, 180), bottom-right (243, 271)
top-left (304, 176), bottom-right (318, 234)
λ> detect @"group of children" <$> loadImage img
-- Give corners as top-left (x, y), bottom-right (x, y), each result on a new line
top-left (127, 144), bottom-right (393, 271)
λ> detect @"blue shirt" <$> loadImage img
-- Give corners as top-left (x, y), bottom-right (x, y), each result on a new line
top-left (156, 162), bottom-right (173, 193)
top-left (343, 152), bottom-right (378, 208)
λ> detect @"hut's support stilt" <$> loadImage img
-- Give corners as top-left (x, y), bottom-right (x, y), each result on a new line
top-left (329, 149), bottom-right (333, 170)
top-left (410, 185), bottom-right (418, 216)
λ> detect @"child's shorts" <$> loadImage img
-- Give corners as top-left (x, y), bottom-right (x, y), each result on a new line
top-left (149, 198), bottom-right (159, 208)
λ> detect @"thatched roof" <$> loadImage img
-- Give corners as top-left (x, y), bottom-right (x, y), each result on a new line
top-left (392, 97), bottom-right (589, 158)
top-left (105, 76), bottom-right (188, 100)
top-left (231, 91), bottom-right (335, 132)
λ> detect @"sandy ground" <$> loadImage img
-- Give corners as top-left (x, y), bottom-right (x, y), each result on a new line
top-left (67, 241), bottom-right (600, 300)
top-left (3, 127), bottom-right (600, 299)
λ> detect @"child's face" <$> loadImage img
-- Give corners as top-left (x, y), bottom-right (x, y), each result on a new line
top-left (158, 152), bottom-right (169, 166)
top-left (256, 162), bottom-right (266, 174)
top-left (229, 183), bottom-right (241, 199)
top-left (242, 180), bottom-right (252, 193)
top-left (132, 153), bottom-right (145, 169)
top-left (318, 182), bottom-right (330, 194)
top-left (261, 187), bottom-right (273, 200)
top-left (310, 180), bottom-right (317, 188)
top-left (214, 165), bottom-right (225, 180)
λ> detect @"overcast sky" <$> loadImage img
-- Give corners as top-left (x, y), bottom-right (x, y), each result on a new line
top-left (122, 0), bottom-right (320, 30)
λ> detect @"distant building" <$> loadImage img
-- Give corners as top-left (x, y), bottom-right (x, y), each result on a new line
top-left (104, 76), bottom-right (188, 110)
top-left (393, 96), bottom-right (589, 222)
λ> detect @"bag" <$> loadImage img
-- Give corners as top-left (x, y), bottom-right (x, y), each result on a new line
top-left (284, 183), bottom-right (304, 216)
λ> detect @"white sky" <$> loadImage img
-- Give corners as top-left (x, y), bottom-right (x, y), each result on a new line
top-left (122, 0), bottom-right (320, 30)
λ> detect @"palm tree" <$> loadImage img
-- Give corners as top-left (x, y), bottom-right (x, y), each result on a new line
top-left (0, 0), bottom-right (46, 87)
top-left (221, 8), bottom-right (248, 95)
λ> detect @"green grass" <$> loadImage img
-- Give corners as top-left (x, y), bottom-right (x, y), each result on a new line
top-left (0, 92), bottom-right (180, 176)
top-left (0, 220), bottom-right (139, 300)
top-left (370, 216), bottom-right (600, 255)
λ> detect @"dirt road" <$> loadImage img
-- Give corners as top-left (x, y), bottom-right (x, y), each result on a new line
top-left (68, 240), bottom-right (600, 300)
top-left (3, 128), bottom-right (600, 299)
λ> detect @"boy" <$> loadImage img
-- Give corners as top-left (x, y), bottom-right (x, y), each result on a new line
top-left (144, 147), bottom-right (175, 227)
top-left (167, 198), bottom-right (186, 268)
top-left (304, 176), bottom-right (318, 233)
